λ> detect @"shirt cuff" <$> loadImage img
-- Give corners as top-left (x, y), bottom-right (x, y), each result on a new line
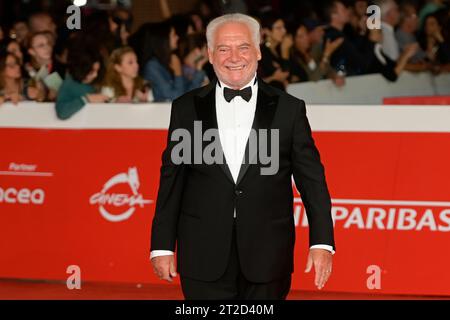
top-left (150, 250), bottom-right (174, 259)
top-left (310, 244), bottom-right (335, 255)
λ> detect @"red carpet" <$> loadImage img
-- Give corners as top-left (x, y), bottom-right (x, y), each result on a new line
top-left (0, 279), bottom-right (447, 300)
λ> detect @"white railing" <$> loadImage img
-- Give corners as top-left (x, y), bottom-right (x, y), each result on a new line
top-left (287, 72), bottom-right (450, 105)
top-left (1, 102), bottom-right (450, 132)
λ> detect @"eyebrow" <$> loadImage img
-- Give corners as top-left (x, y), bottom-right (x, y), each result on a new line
top-left (216, 42), bottom-right (252, 49)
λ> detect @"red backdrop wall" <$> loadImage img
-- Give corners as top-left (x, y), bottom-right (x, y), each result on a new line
top-left (1, 127), bottom-right (449, 295)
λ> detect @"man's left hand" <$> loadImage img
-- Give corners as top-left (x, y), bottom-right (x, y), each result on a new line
top-left (304, 248), bottom-right (333, 290)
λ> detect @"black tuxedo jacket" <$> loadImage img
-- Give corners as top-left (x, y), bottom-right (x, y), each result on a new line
top-left (150, 78), bottom-right (335, 283)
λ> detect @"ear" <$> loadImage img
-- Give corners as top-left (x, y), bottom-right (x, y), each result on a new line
top-left (207, 47), bottom-right (214, 64)
top-left (256, 47), bottom-right (262, 61)
top-left (114, 64), bottom-right (122, 74)
top-left (28, 48), bottom-right (35, 57)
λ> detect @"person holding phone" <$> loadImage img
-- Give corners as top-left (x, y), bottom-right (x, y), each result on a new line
top-left (142, 21), bottom-right (207, 102)
top-left (178, 33), bottom-right (209, 85)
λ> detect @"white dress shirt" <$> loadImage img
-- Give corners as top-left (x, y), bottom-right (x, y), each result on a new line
top-left (151, 74), bottom-right (334, 259)
top-left (381, 22), bottom-right (400, 61)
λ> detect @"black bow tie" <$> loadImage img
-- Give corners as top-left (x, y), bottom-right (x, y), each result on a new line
top-left (223, 86), bottom-right (252, 102)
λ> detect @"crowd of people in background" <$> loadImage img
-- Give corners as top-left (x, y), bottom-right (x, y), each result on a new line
top-left (0, 0), bottom-right (449, 119)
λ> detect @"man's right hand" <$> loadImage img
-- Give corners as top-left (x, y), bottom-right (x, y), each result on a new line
top-left (151, 255), bottom-right (177, 282)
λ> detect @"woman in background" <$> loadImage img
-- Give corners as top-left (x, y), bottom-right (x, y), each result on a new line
top-left (25, 31), bottom-right (65, 78)
top-left (55, 39), bottom-right (108, 120)
top-left (0, 38), bottom-right (24, 65)
top-left (259, 14), bottom-right (292, 90)
top-left (0, 51), bottom-right (24, 105)
top-left (0, 46), bottom-right (52, 104)
top-left (290, 23), bottom-right (343, 83)
top-left (141, 21), bottom-right (206, 102)
top-left (419, 11), bottom-right (450, 72)
top-left (25, 31), bottom-right (64, 101)
top-left (101, 46), bottom-right (151, 103)
top-left (178, 33), bottom-right (210, 84)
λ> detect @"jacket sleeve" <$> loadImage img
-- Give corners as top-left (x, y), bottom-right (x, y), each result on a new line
top-left (55, 91), bottom-right (87, 120)
top-left (291, 100), bottom-right (335, 251)
top-left (150, 99), bottom-right (186, 252)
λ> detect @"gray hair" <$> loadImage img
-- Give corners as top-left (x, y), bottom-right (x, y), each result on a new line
top-left (206, 13), bottom-right (261, 50)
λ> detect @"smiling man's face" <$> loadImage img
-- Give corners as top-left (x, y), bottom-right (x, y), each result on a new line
top-left (208, 22), bottom-right (261, 89)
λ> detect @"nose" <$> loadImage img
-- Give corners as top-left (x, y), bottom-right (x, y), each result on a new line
top-left (230, 48), bottom-right (240, 62)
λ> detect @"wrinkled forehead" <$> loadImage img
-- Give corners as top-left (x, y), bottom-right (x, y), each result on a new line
top-left (213, 22), bottom-right (254, 47)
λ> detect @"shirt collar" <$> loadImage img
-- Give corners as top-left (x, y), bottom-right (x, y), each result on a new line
top-left (217, 74), bottom-right (257, 90)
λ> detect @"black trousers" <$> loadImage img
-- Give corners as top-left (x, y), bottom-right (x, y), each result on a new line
top-left (180, 219), bottom-right (292, 300)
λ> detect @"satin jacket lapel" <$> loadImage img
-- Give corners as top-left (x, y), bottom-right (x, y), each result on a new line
top-left (194, 80), bottom-right (235, 185)
top-left (236, 79), bottom-right (279, 186)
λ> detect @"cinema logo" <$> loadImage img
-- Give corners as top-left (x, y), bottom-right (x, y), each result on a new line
top-left (295, 198), bottom-right (450, 232)
top-left (89, 167), bottom-right (153, 222)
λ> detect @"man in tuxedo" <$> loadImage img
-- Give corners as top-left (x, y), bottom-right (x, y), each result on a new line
top-left (150, 13), bottom-right (335, 300)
